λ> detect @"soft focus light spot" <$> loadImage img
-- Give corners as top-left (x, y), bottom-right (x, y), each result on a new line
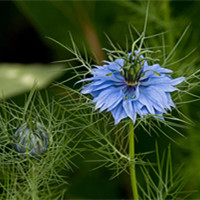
top-left (20, 74), bottom-right (36, 86)
top-left (5, 69), bottom-right (19, 79)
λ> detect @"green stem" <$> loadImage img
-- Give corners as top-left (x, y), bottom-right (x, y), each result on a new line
top-left (129, 121), bottom-right (139, 200)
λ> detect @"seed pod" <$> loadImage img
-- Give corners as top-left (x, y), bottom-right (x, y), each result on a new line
top-left (14, 121), bottom-right (50, 156)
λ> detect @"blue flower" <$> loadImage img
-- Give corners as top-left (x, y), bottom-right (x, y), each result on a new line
top-left (79, 52), bottom-right (185, 125)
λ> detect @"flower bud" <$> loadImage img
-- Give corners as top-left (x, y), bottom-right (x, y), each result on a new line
top-left (14, 121), bottom-right (50, 156)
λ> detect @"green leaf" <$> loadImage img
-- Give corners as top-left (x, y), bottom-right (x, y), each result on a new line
top-left (0, 63), bottom-right (64, 99)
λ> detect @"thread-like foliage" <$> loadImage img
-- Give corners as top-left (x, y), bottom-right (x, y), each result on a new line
top-left (0, 89), bottom-right (83, 199)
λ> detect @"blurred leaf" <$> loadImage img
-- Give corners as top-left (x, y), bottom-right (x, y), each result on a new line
top-left (0, 63), bottom-right (64, 99)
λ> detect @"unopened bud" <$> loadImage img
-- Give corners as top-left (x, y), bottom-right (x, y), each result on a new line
top-left (14, 121), bottom-right (50, 157)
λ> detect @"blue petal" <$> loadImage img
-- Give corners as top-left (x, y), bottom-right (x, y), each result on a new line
top-left (154, 110), bottom-right (164, 120)
top-left (99, 90), bottom-right (124, 112)
top-left (143, 64), bottom-right (173, 74)
top-left (141, 76), bottom-right (172, 86)
top-left (169, 77), bottom-right (185, 86)
top-left (90, 91), bottom-right (100, 98)
top-left (81, 85), bottom-right (95, 94)
top-left (166, 92), bottom-right (175, 108)
top-left (93, 87), bottom-right (121, 110)
top-left (140, 106), bottom-right (148, 116)
top-left (92, 82), bottom-right (114, 92)
top-left (123, 100), bottom-right (137, 123)
top-left (132, 85), bottom-right (140, 101)
top-left (93, 88), bottom-right (116, 110)
top-left (114, 58), bottom-right (125, 67)
top-left (155, 84), bottom-right (178, 92)
top-left (111, 102), bottom-right (128, 125)
top-left (138, 88), bottom-right (155, 114)
top-left (107, 90), bottom-right (125, 111)
top-left (133, 100), bottom-right (143, 115)
top-left (145, 86), bottom-right (171, 110)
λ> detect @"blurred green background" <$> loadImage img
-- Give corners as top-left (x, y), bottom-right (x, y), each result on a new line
top-left (0, 0), bottom-right (200, 199)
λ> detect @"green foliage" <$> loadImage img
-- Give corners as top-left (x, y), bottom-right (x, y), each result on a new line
top-left (138, 144), bottom-right (193, 200)
top-left (0, 90), bottom-right (82, 199)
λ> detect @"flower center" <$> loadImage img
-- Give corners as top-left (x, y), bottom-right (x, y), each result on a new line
top-left (123, 54), bottom-right (144, 86)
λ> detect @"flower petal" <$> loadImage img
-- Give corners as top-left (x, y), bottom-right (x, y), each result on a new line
top-left (111, 102), bottom-right (127, 125)
top-left (123, 100), bottom-right (137, 123)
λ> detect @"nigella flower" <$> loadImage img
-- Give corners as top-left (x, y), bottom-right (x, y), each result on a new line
top-left (79, 51), bottom-right (185, 125)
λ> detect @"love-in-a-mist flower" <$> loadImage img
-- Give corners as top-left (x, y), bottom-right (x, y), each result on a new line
top-left (79, 51), bottom-right (185, 125)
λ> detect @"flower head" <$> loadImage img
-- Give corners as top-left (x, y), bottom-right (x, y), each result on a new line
top-left (80, 51), bottom-right (185, 125)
